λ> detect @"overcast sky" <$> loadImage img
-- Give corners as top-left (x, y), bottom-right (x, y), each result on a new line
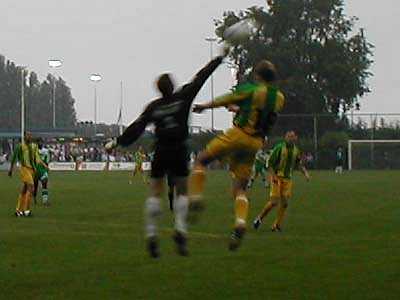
top-left (1, 0), bottom-right (399, 129)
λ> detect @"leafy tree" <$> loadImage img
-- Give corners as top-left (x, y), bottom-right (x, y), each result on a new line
top-left (0, 54), bottom-right (77, 130)
top-left (215, 0), bottom-right (373, 136)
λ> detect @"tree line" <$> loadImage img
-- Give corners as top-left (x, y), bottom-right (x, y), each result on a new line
top-left (0, 55), bottom-right (77, 130)
top-left (215, 0), bottom-right (374, 138)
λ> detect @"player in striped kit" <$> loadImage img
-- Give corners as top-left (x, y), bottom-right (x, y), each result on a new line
top-left (253, 131), bottom-right (310, 231)
top-left (33, 141), bottom-right (50, 206)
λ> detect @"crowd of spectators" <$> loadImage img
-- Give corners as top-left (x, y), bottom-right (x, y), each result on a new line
top-left (0, 142), bottom-right (138, 163)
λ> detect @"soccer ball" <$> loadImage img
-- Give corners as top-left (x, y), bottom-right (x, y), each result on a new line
top-left (224, 20), bottom-right (253, 43)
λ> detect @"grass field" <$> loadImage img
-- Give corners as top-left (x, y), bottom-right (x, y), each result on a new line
top-left (1, 170), bottom-right (399, 300)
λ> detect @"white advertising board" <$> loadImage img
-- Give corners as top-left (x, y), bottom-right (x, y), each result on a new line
top-left (49, 162), bottom-right (76, 171)
top-left (108, 162), bottom-right (135, 171)
top-left (142, 162), bottom-right (151, 171)
top-left (79, 162), bottom-right (107, 171)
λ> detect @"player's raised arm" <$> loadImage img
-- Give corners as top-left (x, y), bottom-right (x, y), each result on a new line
top-left (178, 47), bottom-right (228, 102)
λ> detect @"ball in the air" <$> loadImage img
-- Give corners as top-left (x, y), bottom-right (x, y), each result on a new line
top-left (224, 20), bottom-right (252, 43)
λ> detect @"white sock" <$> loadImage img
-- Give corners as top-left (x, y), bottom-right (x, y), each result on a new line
top-left (174, 195), bottom-right (189, 234)
top-left (144, 197), bottom-right (161, 238)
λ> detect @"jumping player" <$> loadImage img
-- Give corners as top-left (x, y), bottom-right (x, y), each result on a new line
top-left (105, 48), bottom-right (227, 257)
top-left (190, 60), bottom-right (285, 250)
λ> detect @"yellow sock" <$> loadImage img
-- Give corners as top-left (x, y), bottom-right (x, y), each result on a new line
top-left (16, 194), bottom-right (23, 211)
top-left (274, 205), bottom-right (287, 227)
top-left (259, 201), bottom-right (275, 221)
top-left (21, 191), bottom-right (32, 212)
top-left (189, 166), bottom-right (206, 200)
top-left (20, 193), bottom-right (28, 212)
top-left (235, 195), bottom-right (249, 228)
top-left (25, 191), bottom-right (32, 211)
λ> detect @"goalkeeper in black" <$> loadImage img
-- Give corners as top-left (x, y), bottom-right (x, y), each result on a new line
top-left (106, 48), bottom-right (227, 258)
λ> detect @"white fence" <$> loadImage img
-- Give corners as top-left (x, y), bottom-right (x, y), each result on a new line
top-left (0, 162), bottom-right (150, 172)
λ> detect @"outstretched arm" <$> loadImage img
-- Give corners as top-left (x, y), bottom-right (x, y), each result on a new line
top-left (178, 47), bottom-right (228, 102)
top-left (105, 104), bottom-right (152, 152)
top-left (116, 109), bottom-right (150, 147)
top-left (193, 83), bottom-right (256, 113)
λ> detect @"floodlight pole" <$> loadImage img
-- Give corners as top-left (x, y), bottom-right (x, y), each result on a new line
top-left (48, 59), bottom-right (62, 129)
top-left (94, 84), bottom-right (97, 135)
top-left (90, 74), bottom-right (102, 136)
top-left (206, 37), bottom-right (217, 131)
top-left (21, 68), bottom-right (25, 144)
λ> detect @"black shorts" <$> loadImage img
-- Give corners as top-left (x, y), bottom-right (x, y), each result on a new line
top-left (151, 146), bottom-right (189, 179)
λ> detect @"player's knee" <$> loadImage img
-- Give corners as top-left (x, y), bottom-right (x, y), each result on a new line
top-left (145, 197), bottom-right (161, 217)
top-left (27, 184), bottom-right (34, 193)
top-left (197, 151), bottom-right (213, 166)
top-left (281, 198), bottom-right (289, 208)
top-left (175, 179), bottom-right (188, 196)
top-left (269, 198), bottom-right (279, 206)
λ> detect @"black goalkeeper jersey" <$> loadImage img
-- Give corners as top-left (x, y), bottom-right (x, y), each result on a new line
top-left (117, 56), bottom-right (223, 149)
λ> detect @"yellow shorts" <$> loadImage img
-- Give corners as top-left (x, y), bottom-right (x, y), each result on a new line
top-left (135, 163), bottom-right (143, 172)
top-left (270, 177), bottom-right (293, 199)
top-left (20, 166), bottom-right (34, 185)
top-left (206, 127), bottom-right (263, 180)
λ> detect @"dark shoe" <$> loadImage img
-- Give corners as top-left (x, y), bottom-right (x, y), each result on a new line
top-left (253, 218), bottom-right (262, 230)
top-left (173, 231), bottom-right (188, 257)
top-left (15, 211), bottom-right (23, 217)
top-left (147, 236), bottom-right (160, 258)
top-left (229, 227), bottom-right (246, 251)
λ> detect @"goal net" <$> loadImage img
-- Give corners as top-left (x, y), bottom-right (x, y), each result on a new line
top-left (348, 140), bottom-right (400, 170)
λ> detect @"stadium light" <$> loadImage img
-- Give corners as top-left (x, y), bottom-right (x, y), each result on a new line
top-left (48, 59), bottom-right (62, 68)
top-left (48, 59), bottom-right (63, 129)
top-left (20, 67), bottom-right (27, 144)
top-left (90, 74), bottom-right (102, 136)
top-left (205, 37), bottom-right (217, 131)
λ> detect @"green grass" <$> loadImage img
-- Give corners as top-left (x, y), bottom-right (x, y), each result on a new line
top-left (0, 170), bottom-right (399, 300)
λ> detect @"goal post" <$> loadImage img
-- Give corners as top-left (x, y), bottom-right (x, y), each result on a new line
top-left (348, 140), bottom-right (400, 170)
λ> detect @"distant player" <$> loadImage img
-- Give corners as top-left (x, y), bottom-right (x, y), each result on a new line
top-left (253, 131), bottom-right (310, 231)
top-left (105, 49), bottom-right (227, 257)
top-left (190, 60), bottom-right (285, 250)
top-left (130, 146), bottom-right (148, 184)
top-left (33, 141), bottom-right (50, 206)
top-left (8, 132), bottom-right (47, 217)
top-left (335, 146), bottom-right (344, 174)
top-left (247, 145), bottom-right (270, 189)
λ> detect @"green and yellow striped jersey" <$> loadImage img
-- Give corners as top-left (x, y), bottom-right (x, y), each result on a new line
top-left (213, 82), bottom-right (285, 136)
top-left (268, 141), bottom-right (302, 179)
top-left (11, 142), bottom-right (41, 169)
top-left (134, 151), bottom-right (145, 163)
